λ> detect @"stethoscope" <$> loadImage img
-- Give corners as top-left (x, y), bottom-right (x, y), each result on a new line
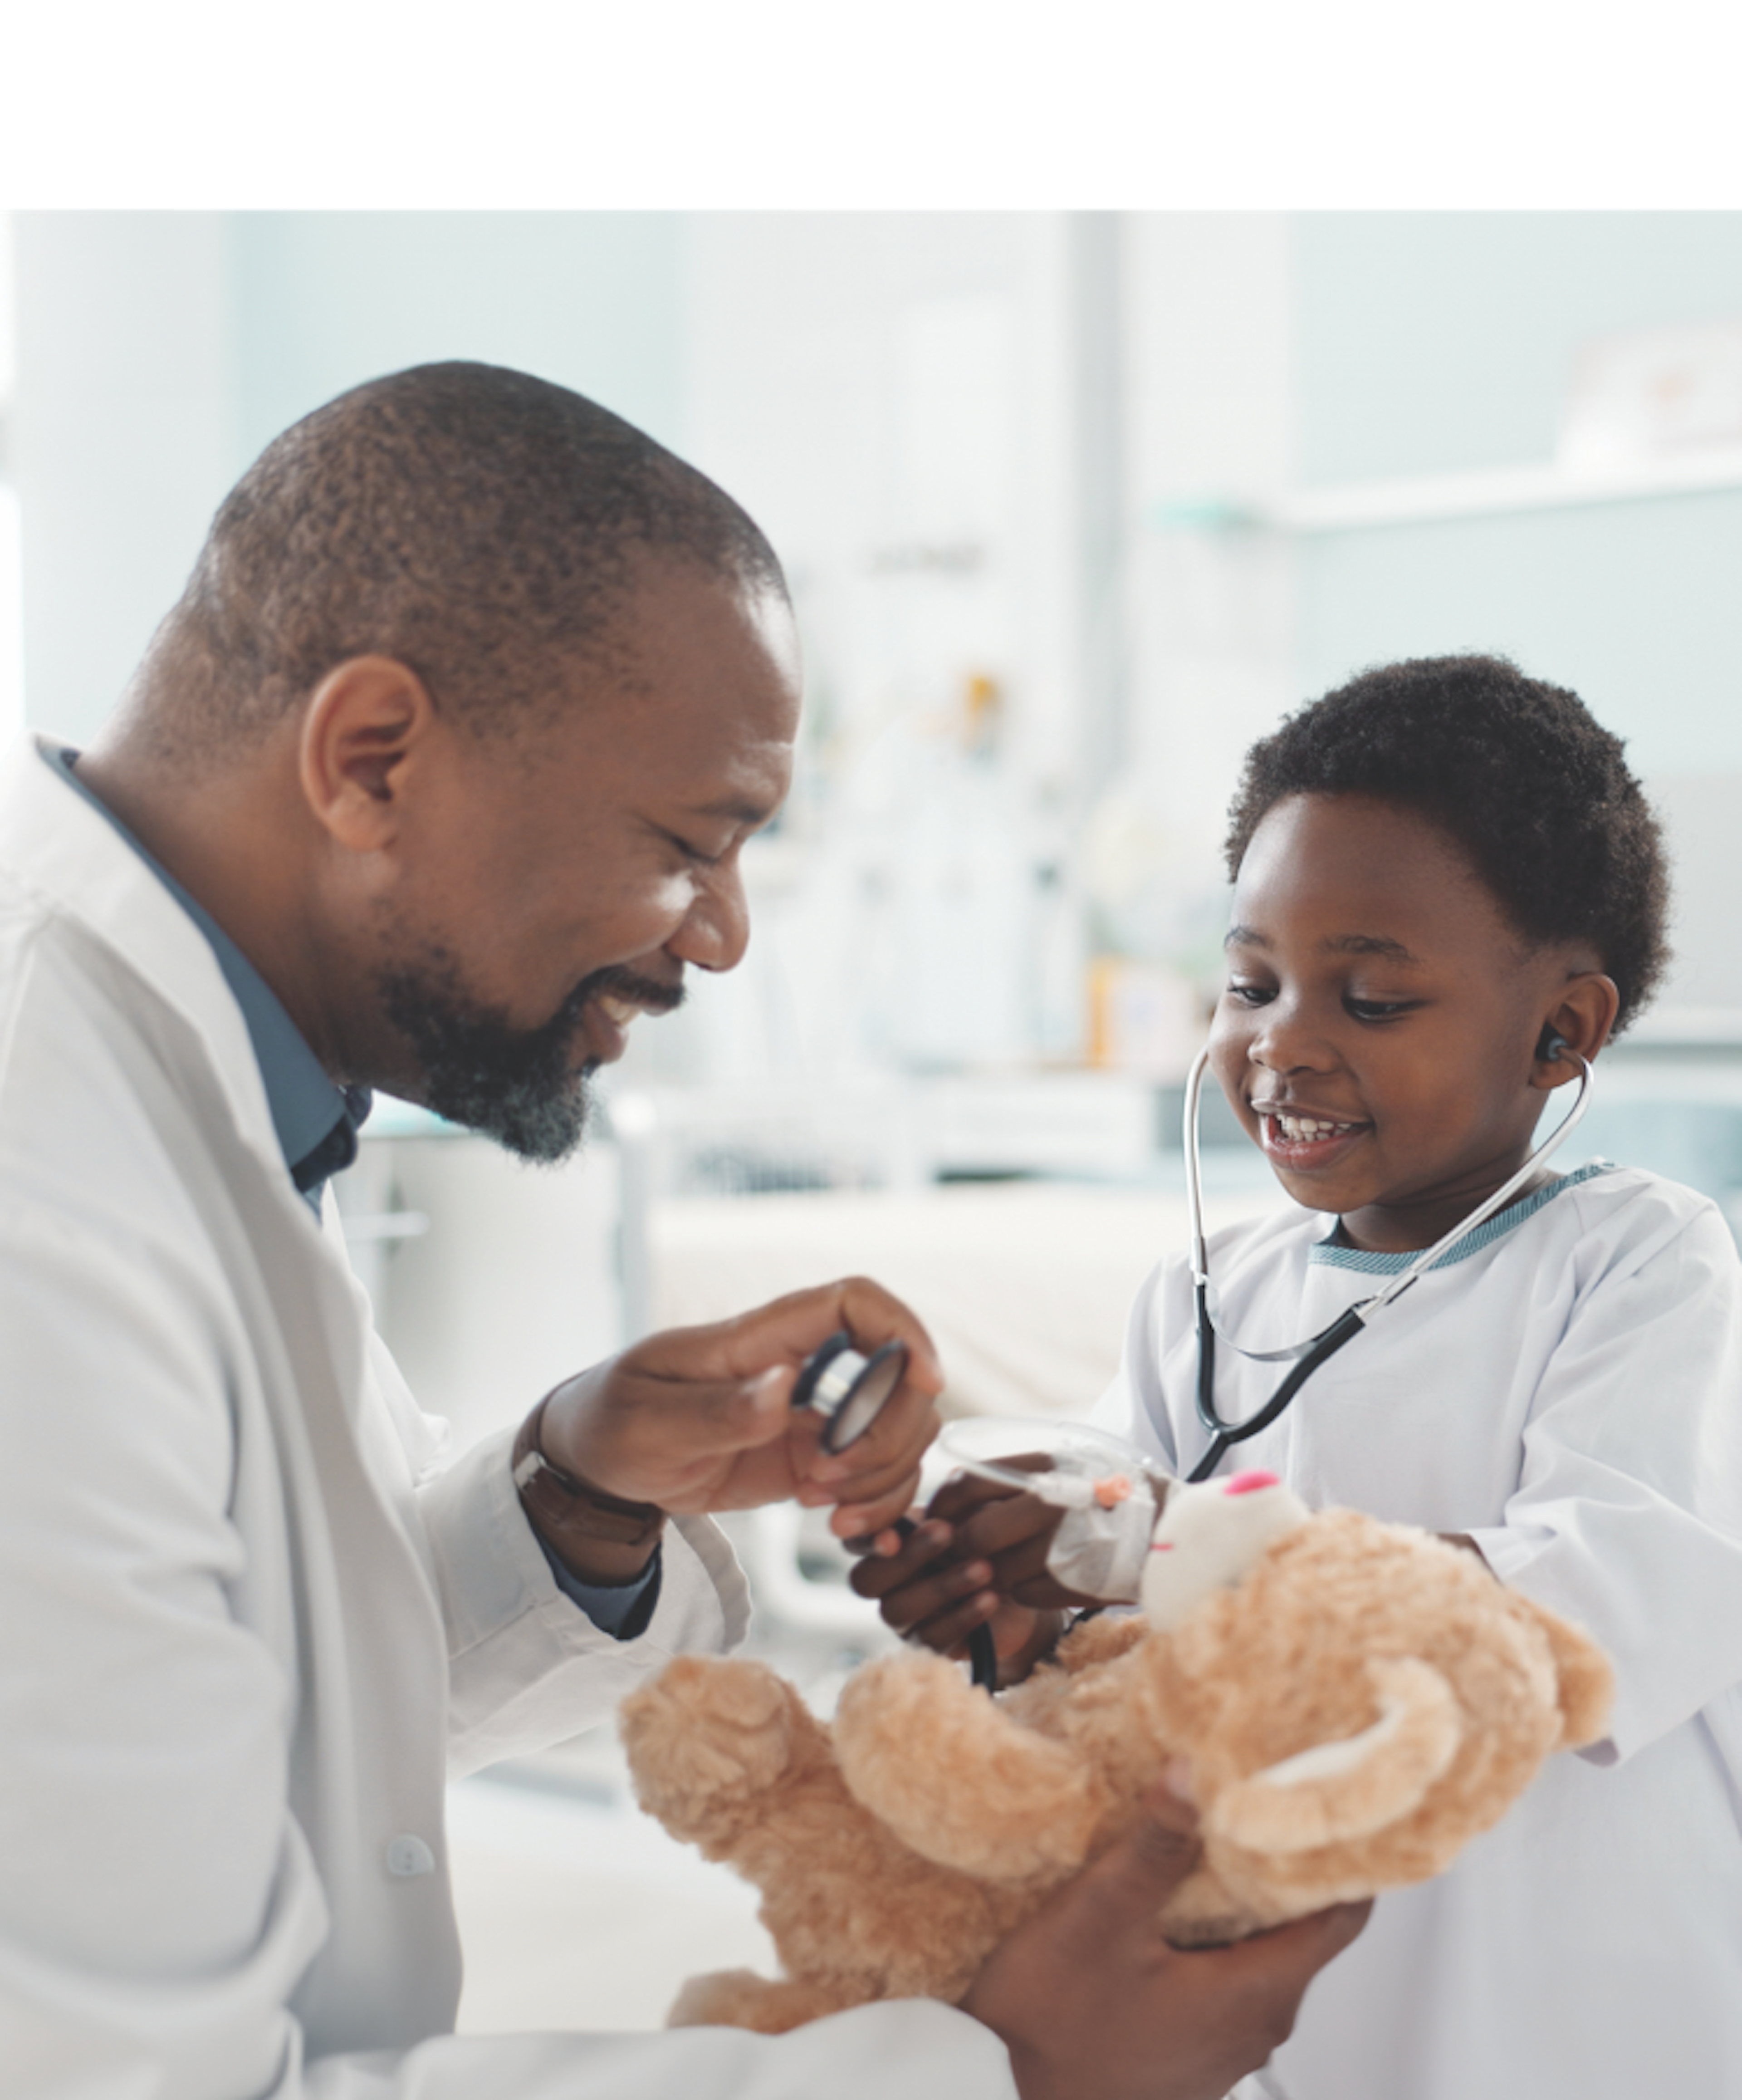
top-left (1182, 1037), bottom-right (1595, 1483)
top-left (803, 1040), bottom-right (1593, 1686)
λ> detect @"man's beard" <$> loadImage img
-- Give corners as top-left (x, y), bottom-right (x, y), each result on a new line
top-left (376, 946), bottom-right (682, 1165)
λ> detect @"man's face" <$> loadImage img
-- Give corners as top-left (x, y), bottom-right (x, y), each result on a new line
top-left (360, 563), bottom-right (800, 1160)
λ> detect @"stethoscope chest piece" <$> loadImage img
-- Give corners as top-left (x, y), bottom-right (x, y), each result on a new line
top-left (793, 1331), bottom-right (907, 1452)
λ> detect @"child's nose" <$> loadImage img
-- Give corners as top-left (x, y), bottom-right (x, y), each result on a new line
top-left (1249, 1002), bottom-right (1338, 1072)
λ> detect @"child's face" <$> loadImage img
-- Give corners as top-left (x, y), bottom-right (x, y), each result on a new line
top-left (1209, 792), bottom-right (1599, 1253)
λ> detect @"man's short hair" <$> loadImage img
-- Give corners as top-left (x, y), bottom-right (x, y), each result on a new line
top-left (1224, 653), bottom-right (1670, 1033)
top-left (160, 360), bottom-right (785, 740)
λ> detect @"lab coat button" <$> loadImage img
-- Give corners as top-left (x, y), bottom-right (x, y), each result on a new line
top-left (386, 1834), bottom-right (436, 1878)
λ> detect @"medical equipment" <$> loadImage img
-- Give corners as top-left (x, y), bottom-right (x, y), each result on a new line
top-left (1183, 1038), bottom-right (1595, 1482)
top-left (898, 1041), bottom-right (1595, 1675)
top-left (937, 1417), bottom-right (1171, 1609)
top-left (793, 1330), bottom-right (908, 1452)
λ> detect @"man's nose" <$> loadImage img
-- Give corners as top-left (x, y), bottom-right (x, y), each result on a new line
top-left (669, 860), bottom-right (751, 974)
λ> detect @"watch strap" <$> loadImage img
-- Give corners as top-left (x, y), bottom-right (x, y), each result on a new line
top-left (511, 1395), bottom-right (666, 1558)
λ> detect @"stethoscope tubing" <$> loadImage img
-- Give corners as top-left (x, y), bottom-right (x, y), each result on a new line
top-left (1187, 1296), bottom-right (1366, 1482)
top-left (1184, 1043), bottom-right (1595, 1480)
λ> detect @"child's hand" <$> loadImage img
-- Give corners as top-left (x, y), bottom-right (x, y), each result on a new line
top-left (848, 1456), bottom-right (1095, 1684)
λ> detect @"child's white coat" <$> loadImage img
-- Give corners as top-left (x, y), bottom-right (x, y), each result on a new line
top-left (1097, 1162), bottom-right (1742, 2100)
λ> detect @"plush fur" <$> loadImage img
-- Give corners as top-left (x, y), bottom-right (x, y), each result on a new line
top-left (619, 1502), bottom-right (1612, 2032)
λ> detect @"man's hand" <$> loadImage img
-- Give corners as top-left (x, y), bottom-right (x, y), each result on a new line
top-left (963, 1783), bottom-right (1370, 2100)
top-left (535, 1276), bottom-right (943, 1540)
top-left (851, 1461), bottom-right (1086, 1683)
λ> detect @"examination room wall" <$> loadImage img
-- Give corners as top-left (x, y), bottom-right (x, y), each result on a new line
top-left (1290, 212), bottom-right (1742, 1013)
top-left (8, 210), bottom-right (1742, 1431)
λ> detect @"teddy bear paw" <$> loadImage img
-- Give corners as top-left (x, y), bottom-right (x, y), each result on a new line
top-left (668, 1968), bottom-right (851, 2034)
top-left (621, 1656), bottom-right (804, 1840)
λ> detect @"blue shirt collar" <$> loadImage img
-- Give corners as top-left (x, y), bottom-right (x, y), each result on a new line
top-left (44, 746), bottom-right (369, 1206)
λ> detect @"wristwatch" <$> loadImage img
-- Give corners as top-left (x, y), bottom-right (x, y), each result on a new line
top-left (510, 1394), bottom-right (665, 1579)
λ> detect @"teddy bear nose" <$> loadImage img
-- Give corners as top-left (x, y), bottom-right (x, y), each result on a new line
top-left (1223, 1470), bottom-right (1281, 1496)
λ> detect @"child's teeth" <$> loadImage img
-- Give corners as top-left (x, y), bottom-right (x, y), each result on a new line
top-left (1276, 1114), bottom-right (1353, 1141)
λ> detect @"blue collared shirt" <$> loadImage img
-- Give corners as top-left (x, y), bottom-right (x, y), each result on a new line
top-left (46, 746), bottom-right (659, 1638)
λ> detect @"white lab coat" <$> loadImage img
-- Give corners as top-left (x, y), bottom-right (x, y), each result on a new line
top-left (1096, 1166), bottom-right (1742, 2100)
top-left (0, 736), bottom-right (1018, 2100)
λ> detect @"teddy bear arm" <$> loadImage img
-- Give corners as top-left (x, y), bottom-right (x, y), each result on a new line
top-left (833, 1651), bottom-right (1108, 1879)
top-left (620, 1655), bottom-right (823, 1850)
top-left (1505, 1591), bottom-right (1615, 1750)
top-left (1204, 1655), bottom-right (1463, 1855)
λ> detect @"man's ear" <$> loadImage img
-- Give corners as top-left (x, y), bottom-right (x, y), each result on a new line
top-left (1531, 971), bottom-right (1620, 1090)
top-left (298, 657), bottom-right (438, 851)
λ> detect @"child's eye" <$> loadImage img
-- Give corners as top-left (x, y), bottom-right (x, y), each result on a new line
top-left (1226, 981), bottom-right (1274, 1008)
top-left (1345, 997), bottom-right (1417, 1022)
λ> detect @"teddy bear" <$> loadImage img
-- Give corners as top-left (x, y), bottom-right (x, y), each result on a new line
top-left (618, 1468), bottom-right (1612, 2035)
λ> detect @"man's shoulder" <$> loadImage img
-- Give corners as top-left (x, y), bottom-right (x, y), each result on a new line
top-left (0, 880), bottom-right (234, 1245)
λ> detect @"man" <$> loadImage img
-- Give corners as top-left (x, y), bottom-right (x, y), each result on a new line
top-left (0, 362), bottom-right (1364, 2100)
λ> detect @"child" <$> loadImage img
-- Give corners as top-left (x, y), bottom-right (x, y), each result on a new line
top-left (860, 655), bottom-right (1742, 2100)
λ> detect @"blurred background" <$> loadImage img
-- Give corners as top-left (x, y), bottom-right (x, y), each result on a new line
top-left (5, 208), bottom-right (1742, 2027)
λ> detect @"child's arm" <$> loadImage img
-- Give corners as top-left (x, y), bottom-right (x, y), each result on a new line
top-left (1463, 1192), bottom-right (1742, 1762)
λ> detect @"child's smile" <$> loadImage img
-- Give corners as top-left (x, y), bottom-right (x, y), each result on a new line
top-left (1209, 793), bottom-right (1613, 1254)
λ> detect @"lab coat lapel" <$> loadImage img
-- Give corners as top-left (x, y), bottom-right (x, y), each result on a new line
top-left (0, 733), bottom-right (462, 2048)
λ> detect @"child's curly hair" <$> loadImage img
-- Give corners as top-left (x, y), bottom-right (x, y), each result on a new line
top-left (1225, 654), bottom-right (1670, 1034)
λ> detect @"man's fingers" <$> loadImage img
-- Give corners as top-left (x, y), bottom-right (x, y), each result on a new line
top-left (960, 1773), bottom-right (1368, 2100)
top-left (1213, 1898), bottom-right (1375, 1993)
top-left (809, 1402), bottom-right (941, 1503)
top-left (679, 1364), bottom-right (796, 1453)
top-left (722, 1276), bottom-right (945, 1393)
top-left (827, 1474), bottom-right (929, 1539)
top-left (1078, 1787), bottom-right (1204, 1926)
top-left (833, 1276), bottom-right (945, 1398)
top-left (806, 1382), bottom-right (940, 1511)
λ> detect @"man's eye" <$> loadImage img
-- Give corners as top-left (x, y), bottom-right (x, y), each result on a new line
top-left (668, 832), bottom-right (724, 868)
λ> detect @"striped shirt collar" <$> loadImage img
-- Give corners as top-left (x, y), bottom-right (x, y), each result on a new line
top-left (1308, 1160), bottom-right (1614, 1274)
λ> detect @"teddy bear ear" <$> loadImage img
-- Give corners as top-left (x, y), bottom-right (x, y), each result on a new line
top-left (1204, 1656), bottom-right (1463, 1856)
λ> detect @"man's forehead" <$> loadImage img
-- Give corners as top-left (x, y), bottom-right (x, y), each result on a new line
top-left (602, 566), bottom-right (798, 709)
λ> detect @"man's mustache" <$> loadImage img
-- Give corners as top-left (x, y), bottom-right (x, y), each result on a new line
top-left (562, 964), bottom-right (687, 1026)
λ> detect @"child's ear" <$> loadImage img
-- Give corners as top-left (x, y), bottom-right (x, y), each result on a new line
top-left (1531, 971), bottom-right (1620, 1089)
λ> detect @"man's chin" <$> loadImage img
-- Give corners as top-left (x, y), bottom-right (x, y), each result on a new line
top-left (374, 946), bottom-right (603, 1166)
top-left (439, 1069), bottom-right (596, 1168)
